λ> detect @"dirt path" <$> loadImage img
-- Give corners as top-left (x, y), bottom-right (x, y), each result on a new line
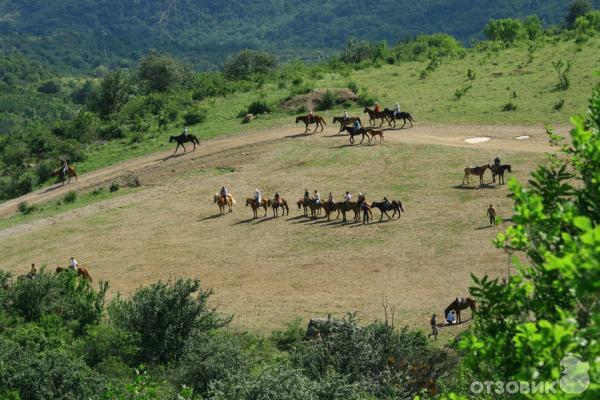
top-left (0, 123), bottom-right (566, 218)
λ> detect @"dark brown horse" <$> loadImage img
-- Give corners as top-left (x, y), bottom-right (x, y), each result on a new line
top-left (332, 116), bottom-right (362, 133)
top-left (269, 197), bottom-right (289, 218)
top-left (383, 108), bottom-right (416, 128)
top-left (246, 197), bottom-right (269, 219)
top-left (296, 115), bottom-right (326, 133)
top-left (463, 164), bottom-right (491, 185)
top-left (370, 200), bottom-right (404, 221)
top-left (213, 193), bottom-right (235, 215)
top-left (56, 266), bottom-right (93, 282)
top-left (52, 166), bottom-right (78, 185)
top-left (297, 198), bottom-right (322, 218)
top-left (169, 133), bottom-right (200, 153)
top-left (340, 126), bottom-right (370, 145)
top-left (444, 297), bottom-right (476, 323)
top-left (491, 164), bottom-right (512, 185)
top-left (363, 107), bottom-right (390, 127)
top-left (366, 128), bottom-right (384, 143)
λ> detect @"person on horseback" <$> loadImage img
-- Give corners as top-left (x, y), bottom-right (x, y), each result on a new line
top-left (353, 118), bottom-right (361, 133)
top-left (374, 103), bottom-right (381, 113)
top-left (494, 156), bottom-right (501, 167)
top-left (183, 125), bottom-right (189, 137)
top-left (307, 109), bottom-right (314, 122)
top-left (220, 186), bottom-right (228, 200)
top-left (255, 189), bottom-right (261, 205)
top-left (328, 192), bottom-right (334, 203)
top-left (394, 103), bottom-right (401, 118)
top-left (357, 192), bottom-right (364, 206)
top-left (28, 263), bottom-right (37, 279)
top-left (69, 257), bottom-right (78, 271)
top-left (343, 110), bottom-right (349, 122)
top-left (314, 190), bottom-right (321, 205)
top-left (274, 192), bottom-right (281, 205)
top-left (383, 196), bottom-right (391, 208)
top-left (304, 189), bottom-right (310, 201)
top-left (60, 158), bottom-right (69, 177)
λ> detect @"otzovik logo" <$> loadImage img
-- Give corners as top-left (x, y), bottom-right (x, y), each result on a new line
top-left (559, 355), bottom-right (590, 395)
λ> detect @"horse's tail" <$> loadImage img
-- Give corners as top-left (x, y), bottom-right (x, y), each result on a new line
top-left (230, 196), bottom-right (236, 204)
top-left (408, 113), bottom-right (416, 122)
top-left (322, 117), bottom-right (326, 125)
top-left (194, 136), bottom-right (200, 145)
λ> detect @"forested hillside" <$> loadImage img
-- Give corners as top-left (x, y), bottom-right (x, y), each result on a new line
top-left (1, 0), bottom-right (599, 71)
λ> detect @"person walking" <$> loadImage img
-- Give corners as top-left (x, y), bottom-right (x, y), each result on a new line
top-left (428, 314), bottom-right (438, 340)
top-left (487, 204), bottom-right (497, 226)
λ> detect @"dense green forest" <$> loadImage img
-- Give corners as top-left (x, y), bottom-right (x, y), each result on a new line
top-left (0, 0), bottom-right (599, 71)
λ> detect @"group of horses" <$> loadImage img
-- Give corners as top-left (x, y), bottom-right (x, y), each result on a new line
top-left (213, 192), bottom-right (404, 224)
top-left (295, 106), bottom-right (416, 136)
top-left (463, 163), bottom-right (512, 186)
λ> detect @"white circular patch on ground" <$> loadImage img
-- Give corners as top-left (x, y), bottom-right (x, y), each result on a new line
top-left (464, 137), bottom-right (491, 144)
top-left (515, 135), bottom-right (530, 140)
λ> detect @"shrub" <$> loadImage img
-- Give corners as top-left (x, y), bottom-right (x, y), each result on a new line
top-left (553, 59), bottom-right (571, 91)
top-left (37, 80), bottom-right (61, 94)
top-left (271, 318), bottom-right (305, 351)
top-left (247, 100), bottom-right (271, 115)
top-left (553, 99), bottom-right (565, 111)
top-left (502, 101), bottom-right (517, 111)
top-left (183, 107), bottom-right (208, 125)
top-left (35, 159), bottom-right (56, 183)
top-left (108, 278), bottom-right (230, 363)
top-left (176, 331), bottom-right (249, 396)
top-left (566, 0), bottom-right (592, 27)
top-left (63, 191), bottom-right (77, 204)
top-left (223, 50), bottom-right (277, 80)
top-left (138, 51), bottom-right (192, 92)
top-left (467, 68), bottom-right (476, 81)
top-left (483, 18), bottom-right (527, 46)
top-left (347, 81), bottom-right (359, 94)
top-left (357, 92), bottom-right (376, 107)
top-left (75, 324), bottom-right (139, 368)
top-left (454, 84), bottom-right (472, 100)
top-left (88, 69), bottom-right (131, 117)
top-left (17, 201), bottom-right (36, 215)
top-left (316, 90), bottom-right (338, 111)
top-left (109, 182), bottom-right (120, 192)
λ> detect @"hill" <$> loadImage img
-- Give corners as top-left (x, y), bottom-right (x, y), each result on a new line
top-left (1, 0), bottom-right (599, 71)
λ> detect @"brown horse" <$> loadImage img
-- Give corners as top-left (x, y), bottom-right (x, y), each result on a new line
top-left (56, 266), bottom-right (93, 282)
top-left (296, 115), bottom-right (326, 133)
top-left (269, 197), bottom-right (289, 218)
top-left (213, 193), bottom-right (235, 215)
top-left (52, 166), bottom-right (78, 185)
top-left (340, 126), bottom-right (370, 145)
top-left (246, 197), bottom-right (269, 219)
top-left (444, 297), bottom-right (476, 323)
top-left (366, 128), bottom-right (384, 143)
top-left (332, 116), bottom-right (362, 133)
top-left (297, 198), bottom-right (322, 218)
top-left (463, 164), bottom-right (491, 185)
top-left (491, 164), bottom-right (512, 185)
top-left (370, 200), bottom-right (404, 221)
top-left (363, 107), bottom-right (390, 127)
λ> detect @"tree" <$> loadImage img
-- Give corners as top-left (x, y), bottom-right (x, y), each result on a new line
top-left (138, 51), bottom-right (192, 92)
top-left (483, 18), bottom-right (527, 45)
top-left (89, 69), bottom-right (130, 117)
top-left (455, 85), bottom-right (600, 399)
top-left (223, 50), bottom-right (277, 81)
top-left (566, 0), bottom-right (593, 28)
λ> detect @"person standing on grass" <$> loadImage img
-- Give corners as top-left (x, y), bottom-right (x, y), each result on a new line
top-left (428, 314), bottom-right (438, 340)
top-left (487, 204), bottom-right (497, 226)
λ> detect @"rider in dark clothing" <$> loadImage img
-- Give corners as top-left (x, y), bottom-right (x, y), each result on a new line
top-left (383, 196), bottom-right (391, 207)
top-left (274, 192), bottom-right (281, 204)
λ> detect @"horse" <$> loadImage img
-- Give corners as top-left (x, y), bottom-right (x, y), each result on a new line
top-left (370, 200), bottom-right (404, 221)
top-left (444, 297), bottom-right (476, 323)
top-left (463, 164), bottom-right (491, 186)
top-left (340, 126), bottom-right (370, 145)
top-left (366, 128), bottom-right (384, 143)
top-left (297, 198), bottom-right (322, 218)
top-left (246, 197), bottom-right (269, 219)
top-left (296, 115), bottom-right (326, 133)
top-left (322, 201), bottom-right (342, 221)
top-left (332, 116), bottom-right (362, 133)
top-left (269, 197), bottom-right (289, 218)
top-left (52, 166), bottom-right (78, 185)
top-left (169, 133), bottom-right (200, 153)
top-left (55, 266), bottom-right (93, 282)
top-left (492, 164), bottom-right (512, 185)
top-left (383, 108), bottom-right (416, 128)
top-left (363, 107), bottom-right (390, 127)
top-left (213, 193), bottom-right (236, 215)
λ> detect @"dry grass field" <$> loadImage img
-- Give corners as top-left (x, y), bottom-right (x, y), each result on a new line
top-left (0, 123), bottom-right (561, 333)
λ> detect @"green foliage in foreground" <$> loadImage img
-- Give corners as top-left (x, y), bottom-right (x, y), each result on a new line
top-left (443, 84), bottom-right (600, 399)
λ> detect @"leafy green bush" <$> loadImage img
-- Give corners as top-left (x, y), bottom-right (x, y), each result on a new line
top-left (63, 190), bottom-right (77, 203)
top-left (37, 80), bottom-right (61, 94)
top-left (347, 81), bottom-right (359, 94)
top-left (271, 318), bottom-right (305, 351)
top-left (224, 50), bottom-right (277, 81)
top-left (75, 324), bottom-right (139, 368)
top-left (553, 59), bottom-right (571, 90)
top-left (483, 18), bottom-right (527, 46)
top-left (109, 182), bottom-right (120, 192)
top-left (502, 101), bottom-right (517, 111)
top-left (316, 90), bottom-right (338, 111)
top-left (138, 51), bottom-right (192, 92)
top-left (35, 159), bottom-right (57, 183)
top-left (553, 98), bottom-right (565, 111)
top-left (357, 92), bottom-right (376, 107)
top-left (247, 100), bottom-right (271, 115)
top-left (108, 278), bottom-right (230, 363)
top-left (183, 107), bottom-right (208, 125)
top-left (17, 201), bottom-right (36, 215)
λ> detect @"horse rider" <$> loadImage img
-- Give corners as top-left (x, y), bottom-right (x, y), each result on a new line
top-left (344, 191), bottom-right (352, 210)
top-left (343, 110), bottom-right (349, 123)
top-left (274, 192), bottom-right (281, 205)
top-left (254, 189), bottom-right (262, 205)
top-left (69, 256), bottom-right (78, 271)
top-left (494, 156), bottom-right (501, 167)
top-left (357, 192), bottom-right (364, 206)
top-left (220, 186), bottom-right (228, 201)
top-left (60, 158), bottom-right (69, 177)
top-left (183, 125), bottom-right (189, 137)
top-left (383, 195), bottom-right (391, 208)
top-left (394, 102), bottom-right (401, 118)
top-left (313, 190), bottom-right (321, 205)
top-left (304, 188), bottom-right (310, 202)
top-left (328, 192), bottom-right (334, 203)
top-left (353, 118), bottom-right (361, 133)
top-left (374, 103), bottom-right (381, 113)
top-left (307, 109), bottom-right (314, 122)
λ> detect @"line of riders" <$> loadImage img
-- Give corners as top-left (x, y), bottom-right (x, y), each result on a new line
top-left (215, 186), bottom-right (404, 223)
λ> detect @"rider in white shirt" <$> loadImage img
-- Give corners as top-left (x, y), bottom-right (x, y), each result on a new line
top-left (394, 103), bottom-right (401, 117)
top-left (70, 257), bottom-right (78, 270)
top-left (344, 191), bottom-right (352, 202)
top-left (255, 189), bottom-right (261, 204)
top-left (314, 190), bottom-right (321, 205)
top-left (343, 110), bottom-right (349, 122)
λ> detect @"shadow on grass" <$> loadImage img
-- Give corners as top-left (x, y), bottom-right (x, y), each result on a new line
top-left (198, 213), bottom-right (225, 222)
top-left (160, 152), bottom-right (187, 162)
top-left (284, 132), bottom-right (315, 139)
top-left (42, 184), bottom-right (67, 194)
top-left (453, 183), bottom-right (498, 190)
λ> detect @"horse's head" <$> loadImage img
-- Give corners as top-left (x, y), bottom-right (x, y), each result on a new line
top-left (297, 200), bottom-right (302, 209)
top-left (507, 165), bottom-right (512, 173)
top-left (213, 194), bottom-right (218, 203)
top-left (363, 107), bottom-right (370, 113)
top-left (295, 116), bottom-right (301, 123)
top-left (396, 201), bottom-right (404, 212)
top-left (246, 198), bottom-right (251, 207)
